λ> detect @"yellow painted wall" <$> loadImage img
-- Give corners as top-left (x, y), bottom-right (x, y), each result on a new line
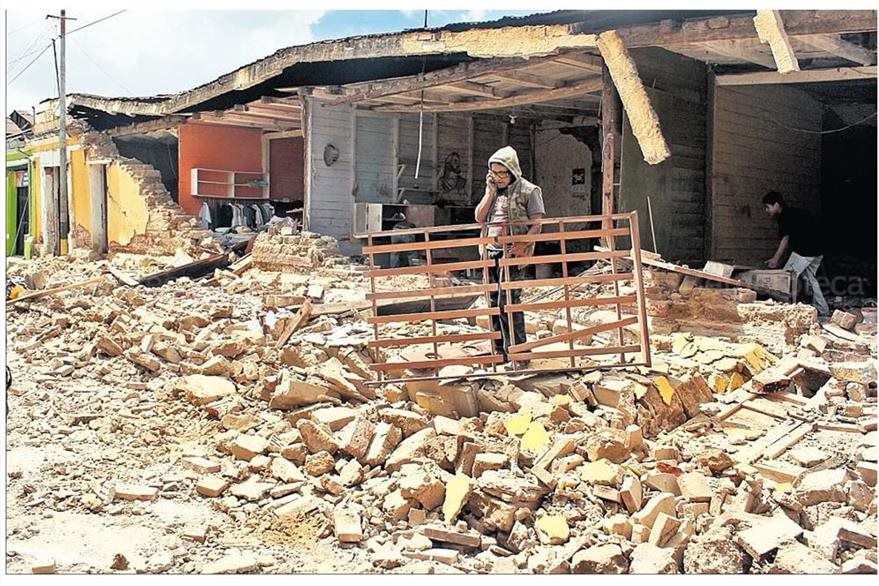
top-left (106, 162), bottom-right (148, 246)
top-left (69, 149), bottom-right (92, 246)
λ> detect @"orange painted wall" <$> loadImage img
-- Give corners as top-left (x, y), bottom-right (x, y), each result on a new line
top-left (178, 122), bottom-right (263, 215)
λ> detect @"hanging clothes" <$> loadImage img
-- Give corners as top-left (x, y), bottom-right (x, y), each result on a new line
top-left (198, 201), bottom-right (212, 229)
top-left (252, 204), bottom-right (265, 229)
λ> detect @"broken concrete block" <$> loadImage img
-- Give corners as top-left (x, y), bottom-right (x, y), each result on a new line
top-left (196, 476), bottom-right (229, 497)
top-left (695, 448), bottom-right (734, 474)
top-left (364, 422), bottom-right (402, 466)
top-left (535, 515), bottom-right (569, 545)
top-left (683, 534), bottom-right (747, 574)
top-left (385, 427), bottom-right (437, 472)
top-left (856, 461), bottom-right (876, 487)
top-left (735, 514), bottom-right (803, 559)
top-left (383, 489), bottom-right (412, 522)
top-left (176, 374), bottom-right (236, 406)
top-left (333, 507), bottom-right (363, 543)
top-left (620, 475), bottom-right (643, 514)
top-left (400, 470), bottom-right (445, 510)
top-left (648, 512), bottom-right (680, 547)
top-left (580, 459), bottom-right (621, 486)
top-left (420, 524), bottom-right (482, 549)
top-left (571, 543), bottom-right (629, 574)
top-left (339, 417), bottom-right (376, 461)
top-left (605, 513), bottom-right (633, 539)
top-left (230, 478), bottom-right (274, 502)
top-left (629, 543), bottom-right (678, 574)
top-left (795, 468), bottom-right (850, 507)
top-left (270, 457), bottom-right (305, 484)
top-left (768, 538), bottom-right (839, 574)
top-left (678, 472), bottom-right (713, 503)
top-left (339, 459), bottom-right (364, 486)
top-left (201, 552), bottom-right (259, 574)
top-left (472, 453), bottom-right (509, 478)
top-left (31, 560), bottom-right (57, 574)
top-left (303, 451), bottom-right (335, 476)
top-left (180, 456), bottom-right (221, 475)
top-left (520, 421), bottom-right (551, 453)
top-left (631, 523), bottom-right (650, 544)
top-left (831, 310), bottom-right (858, 331)
top-left (841, 556), bottom-right (878, 574)
top-left (312, 406), bottom-right (356, 431)
top-left (113, 484), bottom-right (159, 501)
top-left (644, 472), bottom-right (681, 495)
top-left (584, 429), bottom-right (629, 463)
top-left (380, 408), bottom-right (429, 437)
top-left (632, 492), bottom-right (676, 529)
top-left (828, 362), bottom-right (877, 386)
top-left (229, 434), bottom-right (269, 461)
top-left (788, 447), bottom-right (829, 468)
top-left (442, 474), bottom-right (473, 523)
top-left (297, 419), bottom-right (340, 454)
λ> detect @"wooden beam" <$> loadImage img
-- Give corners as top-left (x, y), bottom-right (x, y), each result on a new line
top-left (610, 10), bottom-right (876, 48)
top-left (373, 77), bottom-right (602, 113)
top-left (796, 34), bottom-right (876, 66)
top-left (448, 80), bottom-right (506, 98)
top-left (105, 115), bottom-right (187, 137)
top-left (190, 112), bottom-right (286, 131)
top-left (229, 105), bottom-right (300, 122)
top-left (490, 70), bottom-right (562, 89)
top-left (753, 10), bottom-right (801, 73)
top-left (597, 30), bottom-right (670, 165)
top-left (259, 96), bottom-right (303, 109)
top-left (716, 65), bottom-right (877, 86)
top-left (697, 39), bottom-right (776, 68)
top-left (552, 52), bottom-right (604, 72)
top-left (327, 54), bottom-right (572, 106)
top-left (264, 129), bottom-right (303, 139)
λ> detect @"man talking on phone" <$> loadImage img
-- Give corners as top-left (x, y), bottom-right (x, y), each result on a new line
top-left (475, 146), bottom-right (545, 362)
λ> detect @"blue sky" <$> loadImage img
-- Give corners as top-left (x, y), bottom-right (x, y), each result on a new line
top-left (4, 9), bottom-right (535, 112)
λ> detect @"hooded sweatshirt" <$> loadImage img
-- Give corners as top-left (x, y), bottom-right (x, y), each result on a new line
top-left (485, 146), bottom-right (545, 252)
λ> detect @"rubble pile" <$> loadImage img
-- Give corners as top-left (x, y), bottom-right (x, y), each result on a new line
top-left (251, 232), bottom-right (351, 272)
top-left (5, 254), bottom-right (877, 574)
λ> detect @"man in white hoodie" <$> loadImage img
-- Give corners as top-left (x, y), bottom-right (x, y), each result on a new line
top-left (475, 146), bottom-right (545, 361)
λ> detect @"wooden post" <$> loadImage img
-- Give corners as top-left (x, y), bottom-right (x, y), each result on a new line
top-left (600, 63), bottom-right (621, 247)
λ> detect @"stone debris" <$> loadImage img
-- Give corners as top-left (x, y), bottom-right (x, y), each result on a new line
top-left (5, 250), bottom-right (877, 575)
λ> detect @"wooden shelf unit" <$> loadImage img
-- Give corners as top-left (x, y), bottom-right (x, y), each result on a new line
top-left (191, 168), bottom-right (268, 199)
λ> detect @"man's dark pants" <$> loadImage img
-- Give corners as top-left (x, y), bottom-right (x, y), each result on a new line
top-left (488, 248), bottom-right (527, 358)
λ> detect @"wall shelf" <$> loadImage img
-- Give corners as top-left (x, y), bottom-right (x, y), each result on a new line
top-left (191, 168), bottom-right (268, 199)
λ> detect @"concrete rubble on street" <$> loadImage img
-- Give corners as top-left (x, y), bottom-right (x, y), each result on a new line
top-left (5, 231), bottom-right (877, 575)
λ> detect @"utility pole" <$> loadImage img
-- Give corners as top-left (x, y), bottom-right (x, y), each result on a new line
top-left (46, 9), bottom-right (75, 256)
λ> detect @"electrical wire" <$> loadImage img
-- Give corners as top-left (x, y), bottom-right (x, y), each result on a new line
top-left (770, 110), bottom-right (877, 135)
top-left (6, 42), bottom-right (52, 86)
top-left (6, 21), bottom-right (55, 66)
top-left (66, 10), bottom-right (127, 36)
top-left (70, 37), bottom-right (133, 94)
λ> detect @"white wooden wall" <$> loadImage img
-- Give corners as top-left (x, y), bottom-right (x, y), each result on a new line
top-left (305, 96), bottom-right (357, 254)
top-left (354, 114), bottom-right (396, 203)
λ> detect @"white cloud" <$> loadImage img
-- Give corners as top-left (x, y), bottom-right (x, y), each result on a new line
top-left (461, 10), bottom-right (487, 23)
top-left (5, 10), bottom-right (326, 111)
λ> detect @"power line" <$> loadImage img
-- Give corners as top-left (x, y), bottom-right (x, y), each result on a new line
top-left (6, 42), bottom-right (53, 86)
top-left (6, 21), bottom-right (55, 66)
top-left (66, 10), bottom-right (126, 36)
top-left (70, 37), bottom-right (133, 94)
top-left (8, 20), bottom-right (44, 36)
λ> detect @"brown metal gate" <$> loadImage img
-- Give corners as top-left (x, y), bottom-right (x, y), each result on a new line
top-left (356, 211), bottom-right (650, 383)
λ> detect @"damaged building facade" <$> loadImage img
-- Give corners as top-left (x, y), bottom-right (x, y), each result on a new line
top-left (5, 9), bottom-right (879, 576)
top-left (13, 10), bottom-right (876, 288)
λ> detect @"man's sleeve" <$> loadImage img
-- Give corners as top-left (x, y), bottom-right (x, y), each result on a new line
top-left (527, 187), bottom-right (546, 218)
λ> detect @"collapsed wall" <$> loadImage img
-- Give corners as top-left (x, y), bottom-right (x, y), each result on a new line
top-left (645, 268), bottom-right (817, 352)
top-left (250, 231), bottom-right (347, 271)
top-left (78, 125), bottom-right (214, 256)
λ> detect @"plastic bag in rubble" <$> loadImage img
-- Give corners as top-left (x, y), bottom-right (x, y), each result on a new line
top-left (265, 216), bottom-right (300, 236)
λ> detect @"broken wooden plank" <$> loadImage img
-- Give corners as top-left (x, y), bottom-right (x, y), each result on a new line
top-left (275, 299), bottom-right (313, 349)
top-left (138, 253), bottom-right (230, 288)
top-left (597, 29), bottom-right (670, 165)
top-left (796, 34), bottom-right (876, 66)
top-left (753, 10), bottom-right (801, 73)
top-left (716, 65), bottom-right (876, 86)
top-left (764, 421), bottom-right (815, 459)
top-left (6, 276), bottom-right (109, 306)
